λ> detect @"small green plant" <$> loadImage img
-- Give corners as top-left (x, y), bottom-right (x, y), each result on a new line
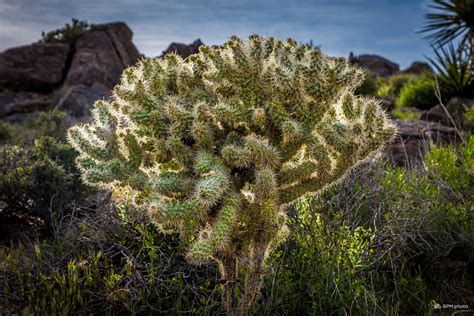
top-left (396, 75), bottom-right (438, 110)
top-left (67, 35), bottom-right (396, 314)
top-left (41, 18), bottom-right (93, 43)
top-left (391, 108), bottom-right (422, 120)
top-left (377, 73), bottom-right (415, 98)
top-left (354, 71), bottom-right (378, 96)
top-left (259, 203), bottom-right (378, 315)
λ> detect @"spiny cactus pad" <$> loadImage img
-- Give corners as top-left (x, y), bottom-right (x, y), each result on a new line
top-left (68, 35), bottom-right (396, 312)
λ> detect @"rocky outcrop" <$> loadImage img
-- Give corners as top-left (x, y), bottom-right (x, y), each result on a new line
top-left (161, 39), bottom-right (204, 59)
top-left (401, 61), bottom-right (432, 75)
top-left (348, 53), bottom-right (399, 77)
top-left (0, 43), bottom-right (70, 92)
top-left (56, 84), bottom-right (111, 124)
top-left (0, 22), bottom-right (140, 124)
top-left (0, 91), bottom-right (51, 118)
top-left (64, 22), bottom-right (140, 88)
top-left (420, 104), bottom-right (451, 126)
top-left (382, 119), bottom-right (460, 167)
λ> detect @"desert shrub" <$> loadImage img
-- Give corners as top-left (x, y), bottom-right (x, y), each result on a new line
top-left (377, 73), bottom-right (415, 98)
top-left (67, 35), bottom-right (395, 314)
top-left (375, 140), bottom-right (474, 313)
top-left (259, 138), bottom-right (474, 315)
top-left (0, 201), bottom-right (221, 315)
top-left (0, 121), bottom-right (14, 144)
top-left (396, 75), bottom-right (438, 110)
top-left (41, 18), bottom-right (92, 43)
top-left (258, 204), bottom-right (379, 315)
top-left (391, 108), bottom-right (422, 120)
top-left (0, 111), bottom-right (91, 233)
top-left (354, 71), bottom-right (378, 96)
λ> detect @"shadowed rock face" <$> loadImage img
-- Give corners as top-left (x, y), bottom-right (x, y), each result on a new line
top-left (349, 53), bottom-right (399, 77)
top-left (0, 22), bottom-right (140, 123)
top-left (382, 119), bottom-right (460, 167)
top-left (401, 61), bottom-right (432, 75)
top-left (65, 22), bottom-right (140, 88)
top-left (161, 39), bottom-right (204, 59)
top-left (0, 43), bottom-right (70, 92)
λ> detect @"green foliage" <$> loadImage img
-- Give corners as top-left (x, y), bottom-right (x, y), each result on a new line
top-left (1, 205), bottom-right (221, 315)
top-left (263, 139), bottom-right (474, 315)
top-left (377, 73), bottom-right (415, 98)
top-left (396, 75), bottom-right (438, 110)
top-left (427, 44), bottom-right (474, 99)
top-left (41, 18), bottom-right (92, 43)
top-left (259, 204), bottom-right (378, 315)
top-left (391, 108), bottom-right (422, 120)
top-left (420, 0), bottom-right (474, 49)
top-left (0, 111), bottom-right (90, 230)
top-left (424, 135), bottom-right (474, 193)
top-left (67, 35), bottom-right (396, 313)
top-left (354, 71), bottom-right (378, 96)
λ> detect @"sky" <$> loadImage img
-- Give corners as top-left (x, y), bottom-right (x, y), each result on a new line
top-left (0, 0), bottom-right (435, 68)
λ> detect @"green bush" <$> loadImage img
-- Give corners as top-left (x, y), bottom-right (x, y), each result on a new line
top-left (41, 19), bottom-right (94, 43)
top-left (354, 71), bottom-right (379, 96)
top-left (1, 204), bottom-right (221, 315)
top-left (41, 18), bottom-right (92, 43)
top-left (259, 138), bottom-right (474, 315)
top-left (396, 75), bottom-right (438, 110)
top-left (258, 204), bottom-right (378, 315)
top-left (377, 73), bottom-right (415, 98)
top-left (0, 111), bottom-right (91, 232)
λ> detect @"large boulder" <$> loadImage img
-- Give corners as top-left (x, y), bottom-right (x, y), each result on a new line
top-left (382, 119), bottom-right (460, 166)
top-left (420, 104), bottom-right (451, 126)
top-left (0, 43), bottom-right (70, 92)
top-left (64, 22), bottom-right (140, 88)
top-left (0, 22), bottom-right (141, 123)
top-left (348, 53), bottom-right (399, 77)
top-left (0, 91), bottom-right (51, 118)
top-left (401, 61), bottom-right (433, 75)
top-left (161, 39), bottom-right (204, 59)
top-left (56, 83), bottom-right (111, 125)
top-left (420, 98), bottom-right (474, 130)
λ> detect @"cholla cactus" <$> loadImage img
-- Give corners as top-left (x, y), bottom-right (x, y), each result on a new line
top-left (68, 35), bottom-right (396, 315)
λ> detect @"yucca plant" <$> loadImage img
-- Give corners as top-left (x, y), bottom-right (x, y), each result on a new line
top-left (67, 36), bottom-right (396, 315)
top-left (419, 0), bottom-right (474, 50)
top-left (427, 43), bottom-right (473, 98)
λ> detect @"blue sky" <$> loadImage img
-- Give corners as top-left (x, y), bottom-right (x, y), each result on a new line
top-left (0, 0), bottom-right (434, 68)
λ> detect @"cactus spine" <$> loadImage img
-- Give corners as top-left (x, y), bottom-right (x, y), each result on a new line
top-left (68, 35), bottom-right (396, 315)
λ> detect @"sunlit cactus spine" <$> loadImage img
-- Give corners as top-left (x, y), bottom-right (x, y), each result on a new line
top-left (68, 35), bottom-right (396, 315)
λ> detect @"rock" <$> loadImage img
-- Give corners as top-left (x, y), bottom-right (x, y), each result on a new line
top-left (0, 43), bottom-right (70, 92)
top-left (56, 84), bottom-right (111, 125)
top-left (401, 61), bottom-right (433, 75)
top-left (0, 91), bottom-right (51, 118)
top-left (0, 22), bottom-right (141, 123)
top-left (162, 39), bottom-right (204, 59)
top-left (420, 104), bottom-right (452, 126)
top-left (348, 53), bottom-right (399, 77)
top-left (447, 96), bottom-right (474, 111)
top-left (382, 119), bottom-right (459, 167)
top-left (65, 22), bottom-right (140, 88)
